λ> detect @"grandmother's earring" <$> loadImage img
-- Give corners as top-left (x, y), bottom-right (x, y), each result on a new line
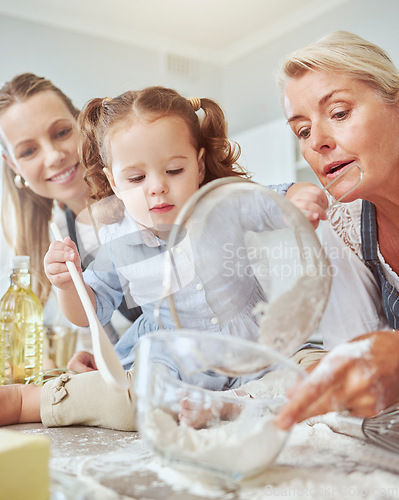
top-left (14, 174), bottom-right (29, 189)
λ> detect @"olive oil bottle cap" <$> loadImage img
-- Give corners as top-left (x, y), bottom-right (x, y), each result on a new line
top-left (10, 255), bottom-right (30, 271)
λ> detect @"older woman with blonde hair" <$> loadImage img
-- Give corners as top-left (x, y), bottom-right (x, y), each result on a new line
top-left (276, 31), bottom-right (399, 428)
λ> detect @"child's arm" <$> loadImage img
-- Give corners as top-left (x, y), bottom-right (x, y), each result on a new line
top-left (286, 183), bottom-right (328, 229)
top-left (0, 385), bottom-right (42, 426)
top-left (44, 237), bottom-right (97, 327)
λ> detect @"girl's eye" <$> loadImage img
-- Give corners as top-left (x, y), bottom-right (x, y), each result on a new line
top-left (56, 127), bottom-right (73, 139)
top-left (129, 175), bottom-right (145, 183)
top-left (167, 168), bottom-right (183, 175)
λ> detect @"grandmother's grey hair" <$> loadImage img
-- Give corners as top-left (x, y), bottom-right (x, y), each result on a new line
top-left (276, 31), bottom-right (399, 106)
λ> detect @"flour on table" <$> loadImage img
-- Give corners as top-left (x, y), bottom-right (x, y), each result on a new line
top-left (143, 406), bottom-right (287, 480)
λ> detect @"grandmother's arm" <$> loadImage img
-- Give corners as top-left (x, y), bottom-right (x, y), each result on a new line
top-left (276, 330), bottom-right (399, 429)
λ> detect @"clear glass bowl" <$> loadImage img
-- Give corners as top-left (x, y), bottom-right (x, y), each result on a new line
top-left (134, 330), bottom-right (304, 482)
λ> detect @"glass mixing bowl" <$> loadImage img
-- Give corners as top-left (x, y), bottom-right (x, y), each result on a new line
top-left (134, 330), bottom-right (305, 482)
top-left (132, 178), bottom-right (330, 482)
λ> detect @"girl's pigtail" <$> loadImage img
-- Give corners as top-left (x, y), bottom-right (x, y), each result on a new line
top-left (78, 98), bottom-right (114, 201)
top-left (199, 99), bottom-right (250, 183)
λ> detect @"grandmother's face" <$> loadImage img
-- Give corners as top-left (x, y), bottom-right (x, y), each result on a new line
top-left (284, 70), bottom-right (399, 204)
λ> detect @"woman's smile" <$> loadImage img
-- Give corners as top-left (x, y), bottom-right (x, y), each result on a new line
top-left (46, 163), bottom-right (79, 183)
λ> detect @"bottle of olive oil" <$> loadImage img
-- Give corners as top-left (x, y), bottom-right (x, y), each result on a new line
top-left (0, 256), bottom-right (44, 384)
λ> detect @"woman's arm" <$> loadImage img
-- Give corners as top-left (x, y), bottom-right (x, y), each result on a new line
top-left (276, 330), bottom-right (399, 429)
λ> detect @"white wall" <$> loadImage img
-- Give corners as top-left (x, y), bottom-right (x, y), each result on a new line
top-left (223, 0), bottom-right (399, 135)
top-left (0, 0), bottom-right (398, 185)
top-left (224, 0), bottom-right (399, 184)
top-left (232, 118), bottom-right (295, 185)
top-left (0, 15), bottom-right (223, 109)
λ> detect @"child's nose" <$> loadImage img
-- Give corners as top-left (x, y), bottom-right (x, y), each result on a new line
top-left (150, 179), bottom-right (168, 195)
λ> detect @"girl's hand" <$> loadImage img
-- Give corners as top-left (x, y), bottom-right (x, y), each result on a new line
top-left (286, 183), bottom-right (328, 229)
top-left (178, 397), bottom-right (221, 429)
top-left (44, 237), bottom-right (82, 289)
top-left (275, 331), bottom-right (399, 430)
top-left (67, 351), bottom-right (98, 373)
top-left (178, 396), bottom-right (241, 429)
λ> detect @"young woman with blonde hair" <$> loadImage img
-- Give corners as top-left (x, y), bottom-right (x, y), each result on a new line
top-left (0, 73), bottom-right (139, 360)
top-left (0, 73), bottom-right (83, 306)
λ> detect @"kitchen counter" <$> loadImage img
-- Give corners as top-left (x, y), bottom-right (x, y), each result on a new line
top-left (5, 416), bottom-right (399, 500)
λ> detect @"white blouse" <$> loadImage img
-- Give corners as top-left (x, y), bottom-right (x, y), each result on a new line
top-left (317, 198), bottom-right (389, 350)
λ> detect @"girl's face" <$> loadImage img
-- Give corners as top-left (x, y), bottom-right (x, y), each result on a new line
top-left (104, 115), bottom-right (205, 231)
top-left (284, 70), bottom-right (399, 204)
top-left (0, 90), bottom-right (87, 211)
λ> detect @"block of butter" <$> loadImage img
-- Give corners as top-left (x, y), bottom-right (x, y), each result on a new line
top-left (0, 429), bottom-right (51, 500)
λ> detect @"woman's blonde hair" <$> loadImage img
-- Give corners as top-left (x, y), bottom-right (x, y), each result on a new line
top-left (276, 31), bottom-right (399, 106)
top-left (78, 86), bottom-right (250, 223)
top-left (0, 73), bottom-right (79, 305)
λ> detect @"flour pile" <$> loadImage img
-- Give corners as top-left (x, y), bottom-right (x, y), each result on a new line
top-left (143, 406), bottom-right (287, 479)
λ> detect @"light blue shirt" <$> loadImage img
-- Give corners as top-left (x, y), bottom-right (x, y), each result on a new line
top-left (83, 182), bottom-right (291, 389)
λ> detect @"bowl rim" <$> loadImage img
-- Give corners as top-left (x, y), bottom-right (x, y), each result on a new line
top-left (135, 329), bottom-right (306, 374)
top-left (134, 329), bottom-right (305, 405)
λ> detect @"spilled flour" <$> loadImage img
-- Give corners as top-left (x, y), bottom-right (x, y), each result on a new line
top-left (140, 418), bottom-right (399, 499)
top-left (19, 355), bottom-right (399, 500)
top-left (143, 406), bottom-right (287, 479)
top-left (139, 366), bottom-right (297, 481)
top-left (37, 404), bottom-right (399, 499)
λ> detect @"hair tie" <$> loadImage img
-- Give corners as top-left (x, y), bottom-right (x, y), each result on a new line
top-left (102, 97), bottom-right (112, 108)
top-left (188, 97), bottom-right (201, 112)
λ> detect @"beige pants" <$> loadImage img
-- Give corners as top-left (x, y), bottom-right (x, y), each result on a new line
top-left (41, 369), bottom-right (137, 431)
top-left (40, 348), bottom-right (326, 431)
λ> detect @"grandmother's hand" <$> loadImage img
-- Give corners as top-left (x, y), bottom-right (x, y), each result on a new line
top-left (275, 330), bottom-right (399, 430)
top-left (67, 350), bottom-right (98, 373)
top-left (286, 182), bottom-right (328, 229)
